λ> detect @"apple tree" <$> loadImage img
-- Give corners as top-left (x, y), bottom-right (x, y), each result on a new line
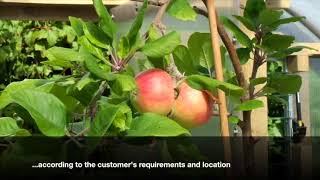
top-left (0, 0), bottom-right (310, 138)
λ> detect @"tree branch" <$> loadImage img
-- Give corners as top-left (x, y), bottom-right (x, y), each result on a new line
top-left (134, 0), bottom-right (166, 6)
top-left (153, 0), bottom-right (170, 34)
top-left (87, 81), bottom-right (108, 118)
top-left (217, 18), bottom-right (248, 90)
top-left (193, 5), bottom-right (248, 92)
top-left (193, 5), bottom-right (209, 18)
top-left (144, 0), bottom-right (184, 80)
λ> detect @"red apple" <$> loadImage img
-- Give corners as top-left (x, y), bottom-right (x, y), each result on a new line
top-left (132, 68), bottom-right (175, 115)
top-left (170, 81), bottom-right (213, 129)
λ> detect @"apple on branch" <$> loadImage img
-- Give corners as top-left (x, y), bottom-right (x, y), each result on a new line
top-left (170, 81), bottom-right (214, 129)
top-left (131, 68), bottom-right (175, 116)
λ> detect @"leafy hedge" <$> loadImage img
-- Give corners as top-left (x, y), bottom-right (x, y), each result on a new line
top-left (0, 20), bottom-right (78, 89)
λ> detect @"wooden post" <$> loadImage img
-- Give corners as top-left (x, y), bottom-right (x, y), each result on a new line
top-left (207, 0), bottom-right (233, 178)
top-left (207, 0), bottom-right (229, 137)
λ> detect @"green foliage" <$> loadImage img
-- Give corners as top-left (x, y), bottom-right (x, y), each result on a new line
top-left (0, 0), bottom-right (306, 138)
top-left (126, 113), bottom-right (191, 137)
top-left (172, 45), bottom-right (198, 75)
top-left (0, 20), bottom-right (78, 89)
top-left (268, 117), bottom-right (285, 137)
top-left (92, 0), bottom-right (117, 40)
top-left (186, 75), bottom-right (245, 97)
top-left (0, 117), bottom-right (31, 136)
top-left (266, 73), bottom-right (302, 94)
top-left (220, 16), bottom-right (252, 48)
top-left (237, 48), bottom-right (251, 64)
top-left (234, 99), bottom-right (264, 111)
top-left (141, 31), bottom-right (181, 58)
top-left (172, 32), bottom-right (228, 76)
top-left (167, 0), bottom-right (197, 21)
top-left (219, 0), bottom-right (306, 128)
top-left (88, 100), bottom-right (131, 136)
top-left (229, 116), bottom-right (240, 124)
top-left (11, 89), bottom-right (67, 136)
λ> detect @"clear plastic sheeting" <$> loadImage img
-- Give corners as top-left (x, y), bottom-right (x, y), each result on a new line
top-left (310, 58), bottom-right (320, 136)
top-left (278, 11), bottom-right (319, 42)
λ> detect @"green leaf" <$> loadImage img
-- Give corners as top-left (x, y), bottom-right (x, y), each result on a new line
top-left (126, 113), bottom-right (190, 137)
top-left (0, 117), bottom-right (31, 137)
top-left (267, 73), bottom-right (302, 94)
top-left (269, 16), bottom-right (305, 31)
top-left (270, 46), bottom-right (316, 59)
top-left (47, 31), bottom-right (58, 47)
top-left (110, 103), bottom-right (132, 133)
top-left (127, 0), bottom-right (148, 45)
top-left (0, 79), bottom-right (51, 110)
top-left (141, 31), bottom-right (181, 58)
top-left (186, 33), bottom-right (226, 72)
top-left (250, 77), bottom-right (267, 87)
top-left (229, 116), bottom-right (240, 124)
top-left (50, 84), bottom-right (84, 113)
top-left (117, 36), bottom-right (130, 59)
top-left (81, 50), bottom-right (113, 80)
top-left (42, 60), bottom-right (73, 68)
top-left (67, 81), bottom-right (100, 106)
top-left (78, 36), bottom-right (104, 60)
top-left (187, 32), bottom-right (209, 67)
top-left (147, 55), bottom-right (170, 70)
top-left (167, 0), bottom-right (197, 21)
top-left (235, 99), bottom-right (264, 111)
top-left (237, 48), bottom-right (251, 64)
top-left (260, 86), bottom-right (277, 95)
top-left (244, 0), bottom-right (266, 26)
top-left (258, 9), bottom-right (283, 27)
top-left (75, 73), bottom-right (98, 91)
top-left (87, 102), bottom-right (121, 136)
top-left (83, 22), bottom-right (111, 49)
top-left (11, 89), bottom-right (67, 136)
top-left (69, 16), bottom-right (84, 37)
top-left (109, 74), bottom-right (137, 96)
top-left (172, 45), bottom-right (197, 75)
top-left (64, 25), bottom-right (77, 43)
top-left (200, 41), bottom-right (214, 71)
top-left (220, 16), bottom-right (252, 48)
top-left (27, 30), bottom-right (48, 45)
top-left (93, 0), bottom-right (117, 40)
top-left (262, 34), bottom-right (294, 52)
top-left (46, 47), bottom-right (80, 62)
top-left (147, 24), bottom-right (161, 42)
top-left (186, 75), bottom-right (245, 97)
top-left (233, 15), bottom-right (255, 31)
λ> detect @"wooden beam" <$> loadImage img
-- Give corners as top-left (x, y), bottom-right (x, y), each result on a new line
top-left (240, 0), bottom-right (291, 9)
top-left (287, 55), bottom-right (310, 72)
top-left (0, 0), bottom-right (292, 20)
top-left (0, 0), bottom-right (129, 5)
top-left (265, 0), bottom-right (291, 9)
top-left (0, 4), bottom-right (100, 21)
top-left (291, 43), bottom-right (320, 56)
top-left (0, 0), bottom-right (134, 21)
top-left (0, 0), bottom-right (291, 7)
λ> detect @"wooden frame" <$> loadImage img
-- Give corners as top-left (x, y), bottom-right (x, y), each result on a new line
top-left (0, 0), bottom-right (292, 20)
top-left (0, 0), bottom-right (128, 5)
